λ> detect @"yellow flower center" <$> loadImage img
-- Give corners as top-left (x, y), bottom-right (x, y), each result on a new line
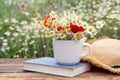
top-left (88, 28), bottom-right (93, 32)
top-left (37, 20), bottom-right (41, 24)
top-left (73, 20), bottom-right (76, 23)
top-left (78, 21), bottom-right (82, 24)
top-left (83, 23), bottom-right (87, 27)
top-left (98, 23), bottom-right (102, 27)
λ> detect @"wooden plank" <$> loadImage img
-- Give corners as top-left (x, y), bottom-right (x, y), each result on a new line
top-left (0, 72), bottom-right (120, 80)
top-left (0, 59), bottom-right (120, 80)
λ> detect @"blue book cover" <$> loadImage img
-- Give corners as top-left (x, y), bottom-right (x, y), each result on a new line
top-left (24, 57), bottom-right (89, 69)
top-left (23, 57), bottom-right (91, 77)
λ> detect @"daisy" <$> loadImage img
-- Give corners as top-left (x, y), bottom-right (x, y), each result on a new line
top-left (74, 32), bottom-right (82, 40)
top-left (96, 21), bottom-right (104, 29)
top-left (13, 32), bottom-right (19, 37)
top-left (4, 31), bottom-right (11, 36)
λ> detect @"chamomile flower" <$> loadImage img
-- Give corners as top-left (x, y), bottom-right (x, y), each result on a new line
top-left (91, 30), bottom-right (98, 38)
top-left (29, 40), bottom-right (35, 44)
top-left (59, 33), bottom-right (66, 39)
top-left (20, 21), bottom-right (27, 25)
top-left (0, 37), bottom-right (4, 40)
top-left (11, 18), bottom-right (18, 23)
top-left (45, 31), bottom-right (50, 37)
top-left (113, 26), bottom-right (118, 31)
top-left (96, 21), bottom-right (104, 29)
top-left (5, 46), bottom-right (10, 50)
top-left (22, 12), bottom-right (30, 16)
top-left (87, 26), bottom-right (94, 34)
top-left (54, 34), bottom-right (59, 39)
top-left (4, 31), bottom-right (11, 36)
top-left (13, 32), bottom-right (19, 37)
top-left (43, 45), bottom-right (46, 48)
top-left (82, 22), bottom-right (88, 28)
top-left (1, 48), bottom-right (6, 52)
top-left (49, 31), bottom-right (55, 37)
top-left (34, 51), bottom-right (38, 54)
top-left (2, 42), bottom-right (8, 46)
top-left (4, 19), bottom-right (9, 23)
top-left (3, 39), bottom-right (7, 43)
top-left (50, 11), bottom-right (57, 17)
top-left (74, 32), bottom-right (82, 40)
top-left (77, 20), bottom-right (83, 25)
top-left (9, 26), bottom-right (14, 30)
top-left (65, 28), bottom-right (71, 34)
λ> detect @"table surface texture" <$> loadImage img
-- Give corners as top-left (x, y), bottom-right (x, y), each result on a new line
top-left (0, 59), bottom-right (120, 80)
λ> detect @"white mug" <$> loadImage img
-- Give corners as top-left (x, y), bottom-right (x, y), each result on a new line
top-left (53, 39), bottom-right (92, 65)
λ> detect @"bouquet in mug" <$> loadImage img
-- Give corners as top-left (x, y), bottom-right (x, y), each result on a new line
top-left (41, 11), bottom-right (105, 40)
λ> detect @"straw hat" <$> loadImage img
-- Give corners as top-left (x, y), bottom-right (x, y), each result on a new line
top-left (82, 39), bottom-right (120, 74)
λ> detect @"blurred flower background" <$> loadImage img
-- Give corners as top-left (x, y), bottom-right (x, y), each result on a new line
top-left (0, 0), bottom-right (120, 58)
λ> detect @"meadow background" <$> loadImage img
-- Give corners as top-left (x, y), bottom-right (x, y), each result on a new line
top-left (0, 0), bottom-right (120, 58)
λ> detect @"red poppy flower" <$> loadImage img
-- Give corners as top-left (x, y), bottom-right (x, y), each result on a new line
top-left (79, 26), bottom-right (85, 32)
top-left (21, 3), bottom-right (25, 9)
top-left (44, 15), bottom-right (50, 28)
top-left (57, 26), bottom-right (65, 31)
top-left (70, 22), bottom-right (85, 33)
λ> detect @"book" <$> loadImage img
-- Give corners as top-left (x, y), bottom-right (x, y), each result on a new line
top-left (23, 57), bottom-right (91, 77)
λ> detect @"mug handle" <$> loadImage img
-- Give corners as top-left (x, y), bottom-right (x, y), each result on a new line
top-left (81, 43), bottom-right (92, 57)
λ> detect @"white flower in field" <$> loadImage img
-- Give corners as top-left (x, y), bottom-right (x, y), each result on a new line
top-left (31, 36), bottom-right (36, 38)
top-left (36, 35), bottom-right (40, 38)
top-left (50, 11), bottom-right (57, 17)
top-left (13, 32), bottom-right (19, 37)
top-left (26, 36), bottom-right (30, 40)
top-left (31, 17), bottom-right (38, 22)
top-left (20, 33), bottom-right (25, 36)
top-left (4, 19), bottom-right (9, 23)
top-left (2, 42), bottom-right (8, 46)
top-left (91, 30), bottom-right (98, 38)
top-left (11, 18), bottom-right (18, 23)
top-left (3, 39), bottom-right (7, 42)
top-left (9, 26), bottom-right (14, 30)
top-left (87, 26), bottom-right (95, 34)
top-left (16, 28), bottom-right (21, 32)
top-left (4, 31), bottom-right (11, 36)
top-left (96, 21), bottom-right (105, 29)
top-left (20, 21), bottom-right (27, 25)
top-left (0, 26), bottom-right (1, 30)
top-left (11, 38), bottom-right (15, 41)
top-left (113, 27), bottom-right (118, 31)
top-left (34, 51), bottom-right (37, 54)
top-left (43, 45), bottom-right (46, 48)
top-left (22, 12), bottom-right (30, 16)
top-left (29, 40), bottom-right (35, 45)
top-left (1, 48), bottom-right (6, 52)
top-left (13, 55), bottom-right (19, 58)
top-left (19, 50), bottom-right (22, 53)
top-left (5, 46), bottom-right (10, 50)
top-left (0, 37), bottom-right (4, 40)
top-left (24, 48), bottom-right (28, 51)
top-left (19, 39), bottom-right (22, 42)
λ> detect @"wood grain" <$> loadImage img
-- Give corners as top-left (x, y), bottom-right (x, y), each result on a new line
top-left (0, 59), bottom-right (120, 80)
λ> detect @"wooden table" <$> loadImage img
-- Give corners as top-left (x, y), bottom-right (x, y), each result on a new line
top-left (0, 59), bottom-right (120, 80)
